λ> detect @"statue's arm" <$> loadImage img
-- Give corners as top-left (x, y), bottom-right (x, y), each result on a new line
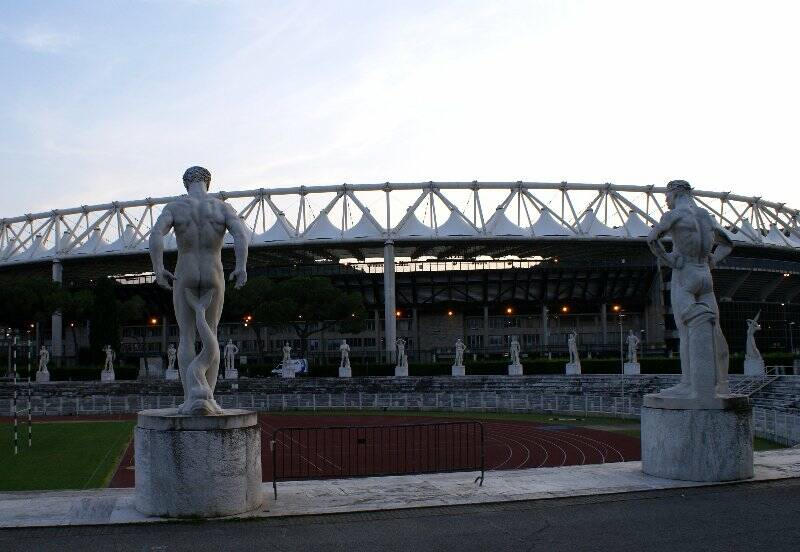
top-left (646, 212), bottom-right (680, 268)
top-left (149, 206), bottom-right (176, 290)
top-left (224, 202), bottom-right (249, 289)
top-left (710, 221), bottom-right (733, 267)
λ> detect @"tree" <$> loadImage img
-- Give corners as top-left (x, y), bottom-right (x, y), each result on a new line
top-left (224, 276), bottom-right (274, 365)
top-left (263, 276), bottom-right (366, 359)
top-left (0, 278), bottom-right (65, 336)
top-left (62, 289), bottom-right (95, 357)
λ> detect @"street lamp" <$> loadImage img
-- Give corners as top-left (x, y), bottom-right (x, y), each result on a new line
top-left (790, 321), bottom-right (796, 354)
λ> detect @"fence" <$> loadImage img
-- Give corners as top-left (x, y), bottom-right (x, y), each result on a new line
top-left (270, 421), bottom-right (484, 498)
top-left (2, 390), bottom-right (798, 446)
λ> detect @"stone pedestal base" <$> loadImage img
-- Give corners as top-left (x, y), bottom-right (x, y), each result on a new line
top-left (641, 396), bottom-right (753, 482)
top-left (35, 370), bottom-right (50, 383)
top-left (395, 365), bottom-right (408, 377)
top-left (281, 365), bottom-right (295, 378)
top-left (134, 408), bottom-right (263, 518)
top-left (165, 368), bottom-right (179, 380)
top-left (339, 364), bottom-right (351, 378)
top-left (452, 365), bottom-right (465, 376)
top-left (224, 368), bottom-right (239, 380)
top-left (565, 362), bottom-right (581, 375)
top-left (508, 363), bottom-right (523, 376)
top-left (744, 358), bottom-right (765, 376)
top-left (100, 369), bottom-right (115, 382)
top-left (623, 362), bottom-right (640, 375)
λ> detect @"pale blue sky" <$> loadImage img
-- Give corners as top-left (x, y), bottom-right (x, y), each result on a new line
top-left (1, 0), bottom-right (799, 218)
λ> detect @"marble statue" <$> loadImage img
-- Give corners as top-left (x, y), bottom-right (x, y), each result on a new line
top-left (745, 312), bottom-right (762, 362)
top-left (395, 338), bottom-right (408, 376)
top-left (454, 338), bottom-right (466, 367)
top-left (340, 339), bottom-right (350, 368)
top-left (646, 179), bottom-right (734, 400)
top-left (167, 344), bottom-right (177, 371)
top-left (282, 342), bottom-right (292, 363)
top-left (339, 339), bottom-right (351, 377)
top-left (627, 330), bottom-right (640, 364)
top-left (509, 337), bottom-right (521, 366)
top-left (101, 345), bottom-right (116, 382)
top-left (640, 181), bottom-right (753, 483)
top-left (36, 346), bottom-right (50, 382)
top-left (566, 331), bottom-right (581, 374)
top-left (103, 345), bottom-right (116, 371)
top-left (744, 311), bottom-right (765, 375)
top-left (507, 336), bottom-right (522, 375)
top-left (224, 339), bottom-right (239, 371)
top-left (452, 338), bottom-right (466, 376)
top-left (150, 166), bottom-right (249, 415)
top-left (38, 346), bottom-right (49, 372)
top-left (165, 343), bottom-right (179, 380)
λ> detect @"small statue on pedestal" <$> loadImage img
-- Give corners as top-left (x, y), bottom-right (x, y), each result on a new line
top-left (566, 331), bottom-right (581, 374)
top-left (744, 311), bottom-right (765, 376)
top-left (452, 338), bottom-right (466, 376)
top-left (624, 330), bottom-right (641, 375)
top-left (101, 345), bottom-right (116, 382)
top-left (36, 346), bottom-right (50, 382)
top-left (508, 336), bottom-right (522, 375)
top-left (165, 343), bottom-right (179, 380)
top-left (223, 339), bottom-right (239, 379)
top-left (395, 338), bottom-right (408, 376)
top-left (339, 339), bottom-right (351, 377)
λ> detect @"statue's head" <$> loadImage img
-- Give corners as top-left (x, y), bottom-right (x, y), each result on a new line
top-left (183, 166), bottom-right (211, 191)
top-left (665, 180), bottom-right (692, 209)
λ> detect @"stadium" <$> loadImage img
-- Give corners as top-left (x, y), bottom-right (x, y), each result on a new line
top-left (1, 180), bottom-right (799, 368)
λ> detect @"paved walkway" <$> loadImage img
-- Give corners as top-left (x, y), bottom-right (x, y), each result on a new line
top-left (1, 449), bottom-right (798, 528)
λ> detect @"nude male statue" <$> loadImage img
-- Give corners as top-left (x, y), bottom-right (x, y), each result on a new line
top-left (224, 339), bottom-right (239, 372)
top-left (626, 330), bottom-right (640, 364)
top-left (647, 180), bottom-right (733, 398)
top-left (150, 166), bottom-right (249, 415)
top-left (745, 312), bottom-right (762, 362)
top-left (509, 337), bottom-right (521, 366)
top-left (38, 346), bottom-right (49, 372)
top-left (567, 332), bottom-right (579, 365)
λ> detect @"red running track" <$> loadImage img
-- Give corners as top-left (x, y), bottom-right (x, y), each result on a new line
top-left (109, 414), bottom-right (639, 488)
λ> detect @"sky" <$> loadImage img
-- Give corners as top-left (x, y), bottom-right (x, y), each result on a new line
top-left (1, 0), bottom-right (799, 218)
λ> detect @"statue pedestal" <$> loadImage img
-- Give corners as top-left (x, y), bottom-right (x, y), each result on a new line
top-left (452, 365), bottom-right (465, 376)
top-left (565, 362), bottom-right (581, 375)
top-left (224, 368), bottom-right (239, 380)
top-left (281, 364), bottom-right (295, 378)
top-left (623, 362), bottom-right (640, 375)
top-left (338, 364), bottom-right (351, 378)
top-left (743, 358), bottom-right (765, 376)
top-left (134, 408), bottom-right (263, 518)
top-left (100, 369), bottom-right (115, 382)
top-left (165, 368), bottom-right (179, 381)
top-left (35, 370), bottom-right (50, 383)
top-left (507, 363), bottom-right (523, 376)
top-left (395, 363), bottom-right (408, 377)
top-left (641, 395), bottom-right (753, 482)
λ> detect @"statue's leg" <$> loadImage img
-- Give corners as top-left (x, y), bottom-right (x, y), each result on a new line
top-left (657, 270), bottom-right (693, 396)
top-left (699, 287), bottom-right (729, 394)
top-left (173, 284), bottom-right (196, 406)
top-left (204, 285), bottom-right (224, 395)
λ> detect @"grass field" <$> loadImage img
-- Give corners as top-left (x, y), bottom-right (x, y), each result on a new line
top-left (0, 421), bottom-right (134, 491)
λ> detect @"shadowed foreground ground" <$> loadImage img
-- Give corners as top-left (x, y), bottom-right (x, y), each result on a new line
top-left (1, 478), bottom-right (798, 551)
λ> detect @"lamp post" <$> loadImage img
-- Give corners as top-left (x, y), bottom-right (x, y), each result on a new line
top-left (789, 321), bottom-right (796, 354)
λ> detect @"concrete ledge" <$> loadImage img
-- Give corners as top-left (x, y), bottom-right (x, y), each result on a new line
top-left (2, 449), bottom-right (798, 528)
top-left (136, 408), bottom-right (257, 431)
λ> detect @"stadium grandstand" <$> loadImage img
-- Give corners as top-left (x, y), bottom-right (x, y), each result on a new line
top-left (1, 181), bottom-right (799, 366)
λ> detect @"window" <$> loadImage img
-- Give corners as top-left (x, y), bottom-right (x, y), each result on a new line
top-left (467, 317), bottom-right (482, 331)
top-left (466, 335), bottom-right (483, 348)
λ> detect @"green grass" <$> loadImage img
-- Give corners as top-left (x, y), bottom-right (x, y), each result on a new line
top-left (0, 421), bottom-right (134, 491)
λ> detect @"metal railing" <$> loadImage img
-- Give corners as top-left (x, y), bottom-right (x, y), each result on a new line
top-left (3, 389), bottom-right (798, 447)
top-left (270, 421), bottom-right (484, 498)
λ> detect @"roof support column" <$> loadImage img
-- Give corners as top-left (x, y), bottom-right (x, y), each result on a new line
top-left (51, 260), bottom-right (63, 365)
top-left (601, 303), bottom-right (608, 347)
top-left (541, 305), bottom-right (549, 353)
top-left (383, 241), bottom-right (396, 362)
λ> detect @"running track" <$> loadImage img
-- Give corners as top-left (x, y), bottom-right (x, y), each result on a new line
top-left (109, 414), bottom-right (639, 487)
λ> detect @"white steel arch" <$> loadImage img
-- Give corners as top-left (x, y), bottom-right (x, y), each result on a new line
top-left (2, 181), bottom-right (800, 266)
